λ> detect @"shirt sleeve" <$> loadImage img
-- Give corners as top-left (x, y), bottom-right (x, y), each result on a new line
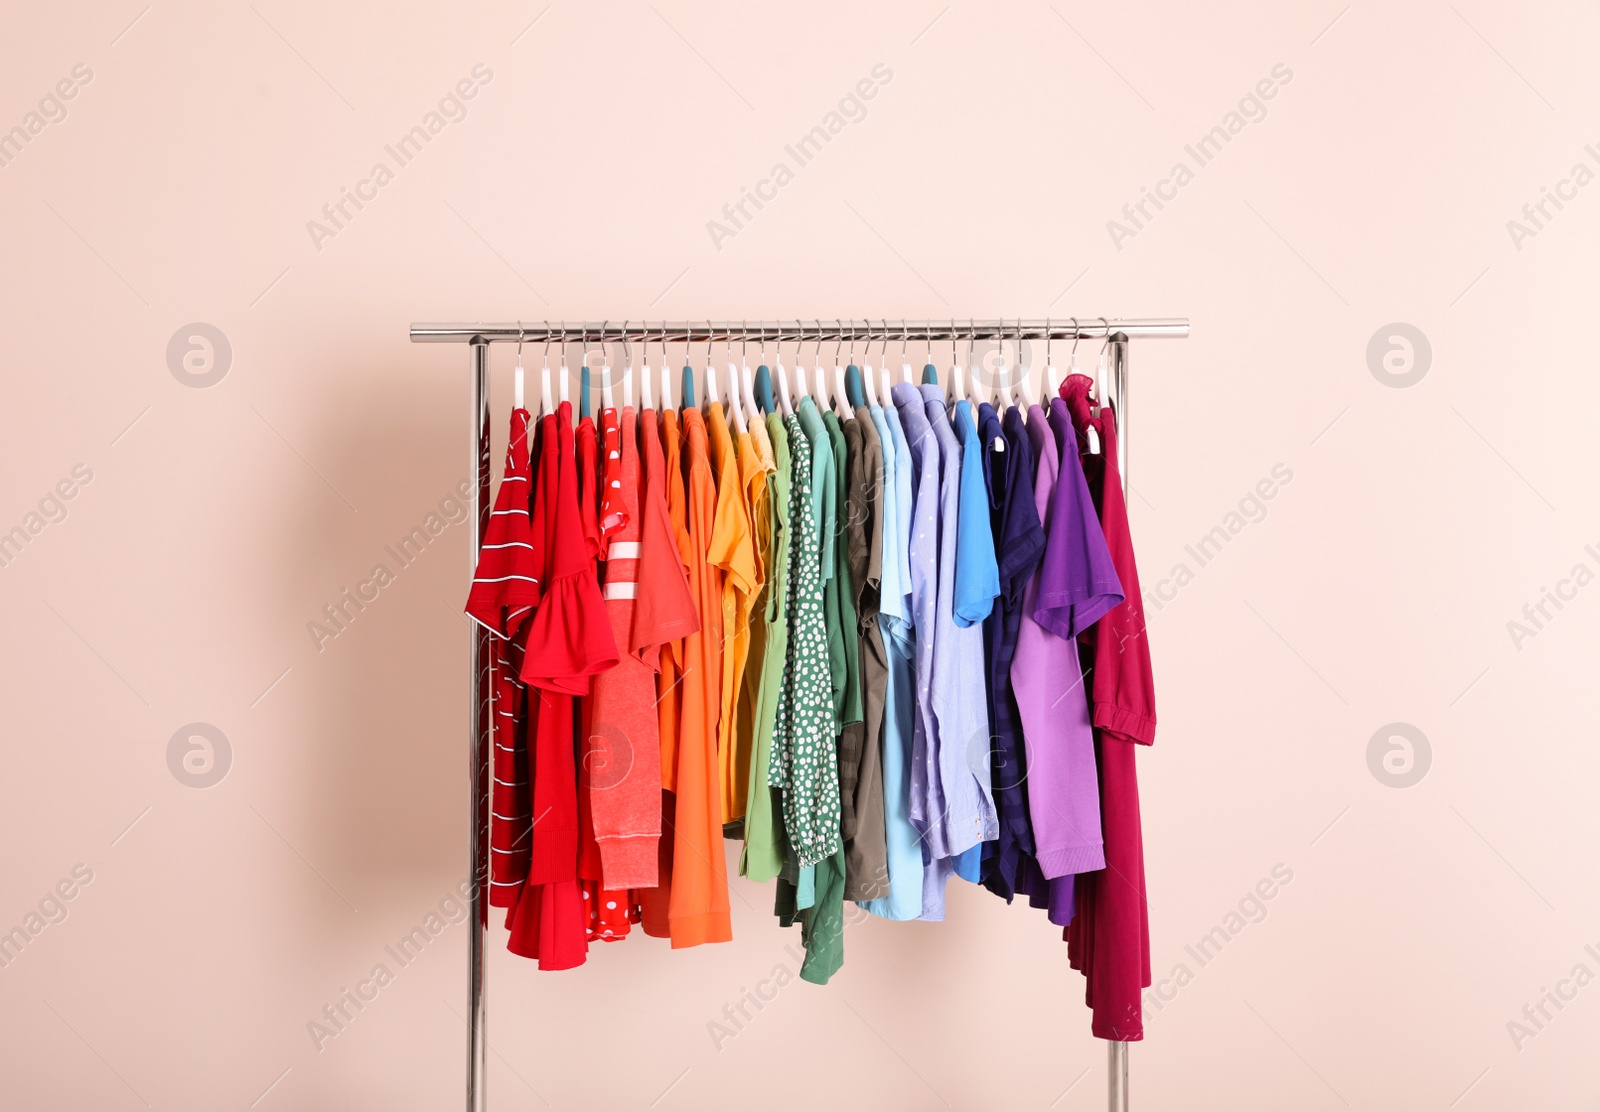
top-left (465, 410), bottom-right (540, 637)
top-left (1033, 402), bottom-right (1123, 640)
top-left (632, 410), bottom-right (700, 669)
top-left (1090, 408), bottom-right (1157, 746)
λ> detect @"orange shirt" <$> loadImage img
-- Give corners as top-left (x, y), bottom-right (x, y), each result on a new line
top-left (655, 406), bottom-right (689, 793)
top-left (668, 406), bottom-right (732, 947)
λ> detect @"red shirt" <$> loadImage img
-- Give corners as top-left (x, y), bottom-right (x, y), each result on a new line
top-left (1061, 375), bottom-right (1154, 1040)
top-left (463, 409), bottom-right (539, 910)
top-left (506, 404), bottom-right (619, 970)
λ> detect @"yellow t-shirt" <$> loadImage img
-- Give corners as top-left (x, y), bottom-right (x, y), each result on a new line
top-left (706, 403), bottom-right (758, 826)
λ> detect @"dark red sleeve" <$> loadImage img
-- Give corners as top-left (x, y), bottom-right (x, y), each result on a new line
top-left (1090, 408), bottom-right (1156, 746)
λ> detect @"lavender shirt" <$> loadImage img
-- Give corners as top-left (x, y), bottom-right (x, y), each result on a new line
top-left (916, 387), bottom-right (999, 918)
top-left (1011, 405), bottom-right (1113, 885)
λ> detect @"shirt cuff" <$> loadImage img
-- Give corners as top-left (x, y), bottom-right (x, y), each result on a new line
top-left (1093, 703), bottom-right (1156, 746)
top-left (595, 834), bottom-right (658, 890)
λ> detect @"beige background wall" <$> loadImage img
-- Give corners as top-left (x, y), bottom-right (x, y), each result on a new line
top-left (2, 1), bottom-right (1596, 1109)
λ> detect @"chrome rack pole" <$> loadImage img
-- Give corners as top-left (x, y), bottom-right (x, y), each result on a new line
top-left (467, 338), bottom-right (491, 1112)
top-left (1106, 331), bottom-right (1131, 1112)
top-left (410, 319), bottom-right (1190, 345)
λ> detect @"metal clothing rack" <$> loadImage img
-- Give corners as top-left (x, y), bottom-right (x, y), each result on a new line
top-left (410, 317), bottom-right (1190, 1112)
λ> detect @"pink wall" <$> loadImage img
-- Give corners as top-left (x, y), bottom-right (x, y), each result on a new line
top-left (2, 1), bottom-right (1596, 1108)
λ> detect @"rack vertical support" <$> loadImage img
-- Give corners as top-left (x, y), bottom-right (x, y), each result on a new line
top-left (467, 338), bottom-right (491, 1112)
top-left (1105, 332), bottom-right (1132, 1112)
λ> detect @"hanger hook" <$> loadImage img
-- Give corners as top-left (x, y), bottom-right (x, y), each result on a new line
top-left (597, 320), bottom-right (608, 366)
top-left (741, 319), bottom-right (748, 360)
top-left (1045, 317), bottom-right (1052, 364)
top-left (620, 320), bottom-right (631, 369)
top-left (516, 321), bottom-right (524, 363)
top-left (901, 320), bottom-right (908, 360)
top-left (1099, 316), bottom-right (1112, 352)
top-left (968, 318), bottom-right (976, 368)
top-left (706, 320), bottom-right (714, 366)
top-left (1070, 318), bottom-right (1081, 358)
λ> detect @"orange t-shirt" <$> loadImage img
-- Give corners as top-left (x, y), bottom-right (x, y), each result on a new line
top-left (668, 406), bottom-right (732, 947)
top-left (706, 403), bottom-right (759, 825)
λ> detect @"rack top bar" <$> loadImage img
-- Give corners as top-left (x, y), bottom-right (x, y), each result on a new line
top-left (410, 319), bottom-right (1189, 344)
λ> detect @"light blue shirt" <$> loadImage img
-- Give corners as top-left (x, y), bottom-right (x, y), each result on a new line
top-left (863, 401), bottom-right (924, 920)
top-left (952, 400), bottom-right (1001, 628)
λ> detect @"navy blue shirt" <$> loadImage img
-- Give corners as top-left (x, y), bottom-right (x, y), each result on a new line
top-left (978, 403), bottom-right (1048, 900)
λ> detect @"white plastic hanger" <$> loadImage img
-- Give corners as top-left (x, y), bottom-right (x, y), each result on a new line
top-left (703, 323), bottom-right (719, 414)
top-left (1085, 320), bottom-right (1104, 455)
top-left (540, 323), bottom-right (556, 416)
top-left (776, 325), bottom-right (794, 415)
top-left (557, 326), bottom-right (570, 406)
top-left (598, 321), bottom-right (614, 412)
top-left (832, 322), bottom-right (848, 413)
top-left (660, 333), bottom-right (673, 411)
top-left (740, 325), bottom-right (759, 422)
top-left (513, 323), bottom-right (526, 411)
top-left (795, 321), bottom-right (812, 400)
top-left (862, 320), bottom-right (880, 408)
top-left (640, 324), bottom-right (654, 411)
top-left (1020, 319), bottom-right (1040, 409)
top-left (619, 322), bottom-right (633, 410)
top-left (950, 322), bottom-right (967, 410)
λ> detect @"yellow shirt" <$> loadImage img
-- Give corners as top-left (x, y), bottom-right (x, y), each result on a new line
top-left (706, 403), bottom-right (758, 825)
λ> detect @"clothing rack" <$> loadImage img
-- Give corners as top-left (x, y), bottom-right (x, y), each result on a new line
top-left (410, 317), bottom-right (1191, 1112)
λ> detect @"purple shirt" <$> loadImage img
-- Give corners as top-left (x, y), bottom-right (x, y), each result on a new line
top-left (1036, 399), bottom-right (1123, 639)
top-left (1011, 405), bottom-right (1112, 886)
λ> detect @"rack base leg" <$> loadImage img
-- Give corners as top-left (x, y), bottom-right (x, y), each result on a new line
top-left (1108, 1041), bottom-right (1128, 1111)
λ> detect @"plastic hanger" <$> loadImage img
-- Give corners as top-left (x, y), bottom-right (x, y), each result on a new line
top-left (640, 324), bottom-right (654, 410)
top-left (660, 329), bottom-right (673, 411)
top-left (1021, 319), bottom-right (1041, 409)
top-left (738, 322), bottom-right (757, 425)
top-left (835, 321), bottom-right (852, 411)
top-left (776, 323), bottom-right (794, 415)
top-left (558, 325), bottom-right (570, 407)
top-left (722, 325), bottom-right (747, 433)
top-left (1084, 320), bottom-right (1103, 455)
top-left (579, 323), bottom-right (597, 420)
top-left (600, 321), bottom-right (615, 411)
top-left (862, 320), bottom-right (881, 408)
top-left (754, 323), bottom-right (774, 415)
top-left (614, 321), bottom-right (628, 410)
top-left (540, 323), bottom-right (556, 416)
top-left (795, 320), bottom-right (812, 400)
top-left (819, 324), bottom-right (832, 416)
top-left (702, 322), bottom-right (718, 415)
top-left (513, 323), bottom-right (526, 411)
top-left (949, 323), bottom-right (964, 402)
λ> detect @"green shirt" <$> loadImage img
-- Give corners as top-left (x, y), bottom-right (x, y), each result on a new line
top-left (741, 412), bottom-right (790, 882)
